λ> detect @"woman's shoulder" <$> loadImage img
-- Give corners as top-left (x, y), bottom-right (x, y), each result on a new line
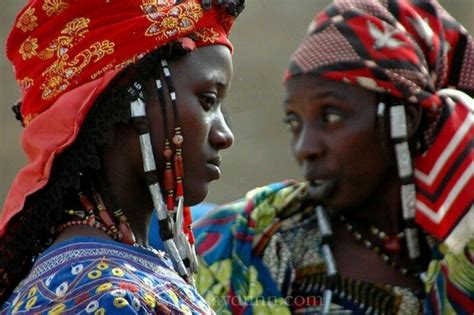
top-left (1, 237), bottom-right (212, 314)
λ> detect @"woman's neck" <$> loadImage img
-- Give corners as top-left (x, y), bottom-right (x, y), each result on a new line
top-left (336, 175), bottom-right (402, 234)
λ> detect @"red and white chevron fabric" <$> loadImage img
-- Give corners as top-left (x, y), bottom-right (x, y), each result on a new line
top-left (415, 93), bottom-right (473, 239)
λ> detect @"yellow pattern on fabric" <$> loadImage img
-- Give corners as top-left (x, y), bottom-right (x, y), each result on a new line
top-left (141, 0), bottom-right (203, 39)
top-left (38, 17), bottom-right (90, 61)
top-left (19, 37), bottom-right (39, 60)
top-left (16, 7), bottom-right (38, 32)
top-left (42, 0), bottom-right (69, 16)
top-left (18, 77), bottom-right (34, 91)
top-left (194, 27), bottom-right (220, 43)
top-left (40, 40), bottom-right (115, 100)
top-left (48, 303), bottom-right (66, 315)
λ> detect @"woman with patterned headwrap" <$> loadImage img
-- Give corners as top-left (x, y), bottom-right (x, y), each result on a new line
top-left (194, 0), bottom-right (473, 314)
top-left (0, 0), bottom-right (244, 313)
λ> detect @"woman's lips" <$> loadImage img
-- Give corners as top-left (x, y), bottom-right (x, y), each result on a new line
top-left (307, 178), bottom-right (337, 202)
top-left (206, 157), bottom-right (222, 180)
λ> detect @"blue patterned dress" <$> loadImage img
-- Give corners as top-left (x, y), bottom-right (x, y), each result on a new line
top-left (1, 237), bottom-right (213, 314)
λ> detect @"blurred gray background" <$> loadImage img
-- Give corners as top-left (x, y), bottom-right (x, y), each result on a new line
top-left (1, 1), bottom-right (473, 209)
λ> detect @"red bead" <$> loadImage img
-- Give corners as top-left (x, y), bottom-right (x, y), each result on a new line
top-left (164, 168), bottom-right (175, 191)
top-left (163, 148), bottom-right (173, 159)
top-left (176, 181), bottom-right (184, 197)
top-left (183, 206), bottom-right (192, 226)
top-left (119, 222), bottom-right (136, 245)
top-left (188, 230), bottom-right (195, 245)
top-left (79, 194), bottom-right (94, 212)
top-left (174, 155), bottom-right (184, 177)
top-left (166, 194), bottom-right (174, 211)
top-left (98, 209), bottom-right (116, 228)
top-left (383, 235), bottom-right (401, 253)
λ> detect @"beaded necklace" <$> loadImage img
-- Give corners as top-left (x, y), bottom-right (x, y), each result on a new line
top-left (339, 215), bottom-right (420, 278)
top-left (55, 191), bottom-right (163, 257)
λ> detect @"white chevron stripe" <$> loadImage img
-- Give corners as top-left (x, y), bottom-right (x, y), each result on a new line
top-left (415, 113), bottom-right (473, 185)
top-left (416, 162), bottom-right (473, 223)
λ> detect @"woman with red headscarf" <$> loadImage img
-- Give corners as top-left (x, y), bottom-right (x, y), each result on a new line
top-left (194, 0), bottom-right (473, 314)
top-left (0, 0), bottom-right (244, 313)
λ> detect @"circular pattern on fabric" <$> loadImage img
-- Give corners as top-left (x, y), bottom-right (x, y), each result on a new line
top-left (143, 293), bottom-right (156, 308)
top-left (27, 286), bottom-right (37, 298)
top-left (97, 261), bottom-right (109, 270)
top-left (96, 282), bottom-right (113, 293)
top-left (88, 270), bottom-right (102, 279)
top-left (94, 308), bottom-right (105, 315)
top-left (113, 297), bottom-right (129, 308)
top-left (110, 289), bottom-right (126, 298)
top-left (167, 290), bottom-right (179, 304)
top-left (25, 296), bottom-right (37, 310)
top-left (85, 300), bottom-right (99, 313)
top-left (55, 281), bottom-right (68, 297)
top-left (48, 303), bottom-right (66, 315)
top-left (132, 297), bottom-right (141, 311)
top-left (45, 273), bottom-right (55, 286)
top-left (71, 264), bottom-right (84, 275)
top-left (111, 267), bottom-right (125, 277)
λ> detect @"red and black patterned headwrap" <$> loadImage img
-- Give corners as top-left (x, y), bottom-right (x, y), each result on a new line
top-left (0, 0), bottom-right (240, 238)
top-left (285, 0), bottom-right (473, 240)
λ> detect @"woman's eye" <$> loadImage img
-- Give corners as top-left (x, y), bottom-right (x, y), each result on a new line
top-left (200, 93), bottom-right (218, 110)
top-left (283, 116), bottom-right (301, 133)
top-left (323, 112), bottom-right (343, 124)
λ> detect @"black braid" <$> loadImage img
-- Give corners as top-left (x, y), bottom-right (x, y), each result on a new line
top-left (0, 42), bottom-right (190, 305)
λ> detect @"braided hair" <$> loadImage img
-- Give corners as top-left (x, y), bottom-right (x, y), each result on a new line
top-left (0, 42), bottom-right (189, 304)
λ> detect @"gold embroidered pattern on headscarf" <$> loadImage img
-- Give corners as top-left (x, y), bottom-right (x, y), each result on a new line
top-left (16, 7), bottom-right (38, 32)
top-left (42, 0), bottom-right (70, 16)
top-left (141, 0), bottom-right (203, 39)
top-left (194, 27), bottom-right (220, 43)
top-left (38, 17), bottom-right (91, 60)
top-left (19, 37), bottom-right (39, 60)
top-left (18, 77), bottom-right (34, 91)
top-left (41, 40), bottom-right (116, 100)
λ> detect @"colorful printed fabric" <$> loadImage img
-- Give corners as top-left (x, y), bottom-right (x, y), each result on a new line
top-left (1, 0), bottom-right (239, 238)
top-left (424, 238), bottom-right (474, 315)
top-left (0, 237), bottom-right (213, 314)
top-left (284, 0), bottom-right (474, 241)
top-left (194, 181), bottom-right (474, 314)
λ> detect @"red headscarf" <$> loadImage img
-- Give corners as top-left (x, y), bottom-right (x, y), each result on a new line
top-left (285, 0), bottom-right (473, 240)
top-left (0, 0), bottom-right (238, 237)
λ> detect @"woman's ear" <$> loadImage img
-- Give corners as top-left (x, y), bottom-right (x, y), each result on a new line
top-left (405, 102), bottom-right (422, 138)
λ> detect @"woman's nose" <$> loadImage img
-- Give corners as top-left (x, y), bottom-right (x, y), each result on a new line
top-left (293, 125), bottom-right (326, 163)
top-left (209, 112), bottom-right (234, 150)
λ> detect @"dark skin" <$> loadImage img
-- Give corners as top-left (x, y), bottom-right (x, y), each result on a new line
top-left (283, 76), bottom-right (422, 290)
top-left (56, 45), bottom-right (234, 248)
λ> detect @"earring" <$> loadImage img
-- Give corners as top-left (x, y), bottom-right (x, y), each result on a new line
top-left (129, 83), bottom-right (189, 281)
top-left (388, 104), bottom-right (420, 261)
